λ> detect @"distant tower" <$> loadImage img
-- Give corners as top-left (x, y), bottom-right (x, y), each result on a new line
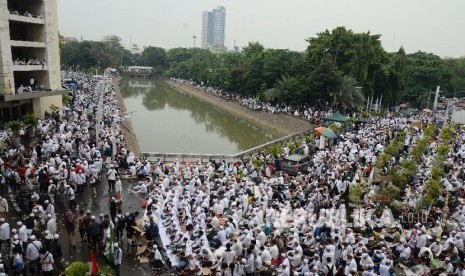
top-left (193, 35), bottom-right (197, 48)
top-left (201, 6), bottom-right (226, 49)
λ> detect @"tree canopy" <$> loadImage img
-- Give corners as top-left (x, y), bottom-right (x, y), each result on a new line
top-left (60, 31), bottom-right (465, 109)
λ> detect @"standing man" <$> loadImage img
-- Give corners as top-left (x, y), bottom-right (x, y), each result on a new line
top-left (26, 235), bottom-right (42, 275)
top-left (0, 218), bottom-right (9, 251)
top-left (114, 243), bottom-right (122, 276)
top-left (66, 185), bottom-right (76, 210)
top-left (0, 196), bottom-right (8, 218)
top-left (87, 216), bottom-right (100, 251)
top-left (61, 209), bottom-right (77, 249)
top-left (107, 165), bottom-right (117, 193)
top-left (39, 247), bottom-right (54, 276)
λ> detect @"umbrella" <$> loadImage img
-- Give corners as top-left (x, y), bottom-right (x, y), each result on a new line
top-left (314, 127), bottom-right (327, 136)
top-left (314, 127), bottom-right (337, 138)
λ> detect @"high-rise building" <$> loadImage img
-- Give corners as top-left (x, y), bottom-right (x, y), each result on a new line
top-left (201, 6), bottom-right (226, 49)
top-left (0, 0), bottom-right (65, 120)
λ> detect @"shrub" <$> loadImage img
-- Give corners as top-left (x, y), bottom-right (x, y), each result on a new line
top-left (440, 127), bottom-right (454, 142)
top-left (266, 145), bottom-right (283, 157)
top-left (62, 262), bottom-right (89, 276)
top-left (437, 144), bottom-right (450, 157)
top-left (349, 183), bottom-right (368, 205)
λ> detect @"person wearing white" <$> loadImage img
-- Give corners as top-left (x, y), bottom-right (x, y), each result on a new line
top-left (46, 214), bottom-right (57, 235)
top-left (0, 218), bottom-right (10, 250)
top-left (39, 248), bottom-right (54, 274)
top-left (114, 243), bottom-right (122, 276)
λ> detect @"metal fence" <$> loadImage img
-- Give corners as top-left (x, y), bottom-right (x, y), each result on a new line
top-left (140, 128), bottom-right (314, 163)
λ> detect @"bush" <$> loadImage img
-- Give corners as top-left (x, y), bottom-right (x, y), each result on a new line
top-left (424, 124), bottom-right (437, 138)
top-left (22, 113), bottom-right (38, 127)
top-left (349, 183), bottom-right (368, 205)
top-left (329, 123), bottom-right (342, 135)
top-left (440, 127), bottom-right (454, 142)
top-left (266, 145), bottom-right (283, 157)
top-left (7, 120), bottom-right (24, 136)
top-left (304, 135), bottom-right (314, 144)
top-left (418, 179), bottom-right (442, 209)
top-left (437, 144), bottom-right (450, 157)
top-left (62, 262), bottom-right (88, 276)
top-left (392, 171), bottom-right (409, 189)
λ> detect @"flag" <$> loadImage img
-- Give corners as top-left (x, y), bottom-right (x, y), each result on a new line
top-left (90, 250), bottom-right (99, 276)
top-left (107, 232), bottom-right (114, 267)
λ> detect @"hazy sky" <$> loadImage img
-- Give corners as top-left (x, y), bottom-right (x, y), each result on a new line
top-left (58, 0), bottom-right (465, 58)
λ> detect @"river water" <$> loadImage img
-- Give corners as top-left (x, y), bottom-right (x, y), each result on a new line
top-left (120, 78), bottom-right (280, 154)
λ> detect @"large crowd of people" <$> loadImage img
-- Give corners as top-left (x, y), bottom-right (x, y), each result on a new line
top-left (13, 58), bottom-right (47, 67)
top-left (171, 78), bottom-right (343, 123)
top-left (0, 71), bottom-right (464, 276)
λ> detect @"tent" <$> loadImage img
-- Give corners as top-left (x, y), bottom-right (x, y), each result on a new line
top-left (322, 112), bottom-right (350, 130)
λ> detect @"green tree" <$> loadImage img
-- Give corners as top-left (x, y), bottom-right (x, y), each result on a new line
top-left (304, 56), bottom-right (342, 104)
top-left (141, 46), bottom-right (167, 75)
top-left (331, 76), bottom-right (365, 109)
top-left (404, 51), bottom-right (454, 108)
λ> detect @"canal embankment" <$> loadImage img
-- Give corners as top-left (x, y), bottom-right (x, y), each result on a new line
top-left (113, 77), bottom-right (141, 156)
top-left (166, 80), bottom-right (313, 135)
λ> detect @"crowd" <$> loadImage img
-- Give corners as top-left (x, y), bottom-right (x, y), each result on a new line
top-left (120, 110), bottom-right (465, 276)
top-left (8, 10), bottom-right (42, 19)
top-left (171, 78), bottom-right (342, 123)
top-left (16, 78), bottom-right (46, 94)
top-left (13, 59), bottom-right (47, 67)
top-left (0, 71), bottom-right (133, 275)
top-left (0, 70), bottom-right (464, 276)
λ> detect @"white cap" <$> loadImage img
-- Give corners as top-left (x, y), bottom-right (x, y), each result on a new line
top-left (30, 235), bottom-right (36, 240)
top-left (54, 234), bottom-right (59, 239)
top-left (114, 243), bottom-right (119, 248)
top-left (17, 221), bottom-right (22, 226)
top-left (91, 216), bottom-right (96, 220)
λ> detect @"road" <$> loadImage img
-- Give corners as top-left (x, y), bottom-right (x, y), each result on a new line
top-left (58, 172), bottom-right (154, 275)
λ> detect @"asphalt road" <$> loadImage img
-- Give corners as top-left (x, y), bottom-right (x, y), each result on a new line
top-left (7, 170), bottom-right (154, 275)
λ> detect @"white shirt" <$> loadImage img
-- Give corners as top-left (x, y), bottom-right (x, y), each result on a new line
top-left (114, 248), bottom-right (122, 265)
top-left (18, 225), bottom-right (28, 242)
top-left (26, 241), bottom-right (42, 260)
top-left (107, 168), bottom-right (117, 180)
top-left (40, 251), bottom-right (54, 271)
top-left (67, 188), bottom-right (75, 200)
top-left (0, 223), bottom-right (10, 240)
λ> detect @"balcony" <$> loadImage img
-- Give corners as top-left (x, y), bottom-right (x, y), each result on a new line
top-left (0, 89), bottom-right (68, 102)
top-left (9, 40), bottom-right (46, 48)
top-left (12, 64), bottom-right (48, 71)
top-left (9, 14), bottom-right (45, 25)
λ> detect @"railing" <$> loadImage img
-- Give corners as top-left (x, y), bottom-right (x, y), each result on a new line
top-left (140, 128), bottom-right (314, 163)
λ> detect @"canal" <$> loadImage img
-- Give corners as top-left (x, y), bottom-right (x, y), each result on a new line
top-left (120, 78), bottom-right (281, 154)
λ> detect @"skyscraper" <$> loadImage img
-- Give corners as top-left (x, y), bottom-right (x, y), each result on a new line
top-left (201, 6), bottom-right (226, 49)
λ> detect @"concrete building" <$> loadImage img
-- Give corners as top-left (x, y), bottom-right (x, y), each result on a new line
top-left (201, 6), bottom-right (226, 49)
top-left (0, 0), bottom-right (66, 121)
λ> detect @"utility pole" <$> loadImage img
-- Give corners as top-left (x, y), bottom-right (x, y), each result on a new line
top-left (193, 35), bottom-right (197, 48)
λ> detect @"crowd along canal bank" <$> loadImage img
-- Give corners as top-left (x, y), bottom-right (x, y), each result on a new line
top-left (166, 79), bottom-right (312, 136)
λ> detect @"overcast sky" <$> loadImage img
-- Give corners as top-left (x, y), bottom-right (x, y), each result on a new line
top-left (58, 0), bottom-right (465, 58)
